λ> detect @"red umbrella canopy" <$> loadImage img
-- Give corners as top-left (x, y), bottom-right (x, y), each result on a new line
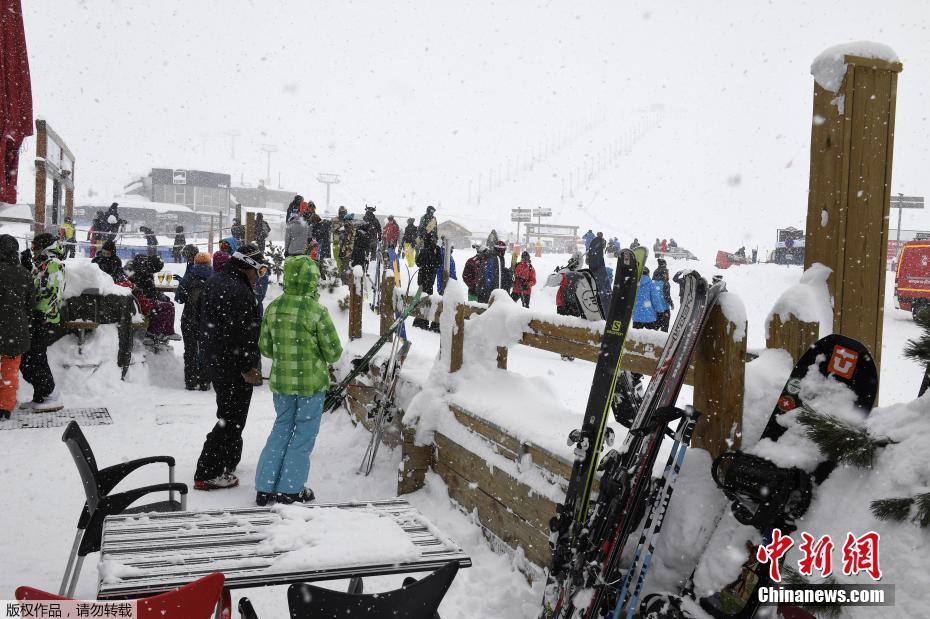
top-left (0, 0), bottom-right (33, 204)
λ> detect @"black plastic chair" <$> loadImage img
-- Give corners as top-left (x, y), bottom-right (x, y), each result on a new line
top-left (286, 561), bottom-right (459, 618)
top-left (59, 421), bottom-right (188, 597)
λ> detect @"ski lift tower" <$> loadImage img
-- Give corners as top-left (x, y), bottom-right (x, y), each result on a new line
top-left (260, 144), bottom-right (277, 186)
top-left (317, 173), bottom-right (340, 213)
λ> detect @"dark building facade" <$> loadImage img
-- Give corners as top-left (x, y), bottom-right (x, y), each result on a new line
top-left (127, 168), bottom-right (232, 214)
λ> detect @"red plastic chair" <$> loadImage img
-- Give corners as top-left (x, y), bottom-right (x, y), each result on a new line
top-left (16, 572), bottom-right (229, 619)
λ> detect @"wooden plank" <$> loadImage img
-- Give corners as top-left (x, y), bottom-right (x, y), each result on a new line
top-left (448, 403), bottom-right (523, 459)
top-left (527, 319), bottom-right (601, 345)
top-left (766, 315), bottom-right (819, 364)
top-left (379, 273), bottom-right (395, 336)
top-left (450, 304), bottom-right (464, 372)
top-left (348, 275), bottom-right (362, 340)
top-left (435, 432), bottom-right (557, 533)
top-left (692, 303), bottom-right (745, 457)
top-left (245, 212), bottom-right (255, 244)
top-left (448, 403), bottom-right (573, 481)
top-left (398, 426), bottom-right (432, 495)
top-left (435, 461), bottom-right (551, 568)
top-left (520, 332), bottom-right (599, 362)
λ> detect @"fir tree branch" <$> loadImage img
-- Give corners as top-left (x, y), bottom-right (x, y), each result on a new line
top-left (796, 407), bottom-right (892, 468)
top-left (869, 497), bottom-right (913, 522)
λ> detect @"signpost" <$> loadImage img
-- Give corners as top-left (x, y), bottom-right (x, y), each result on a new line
top-left (891, 194), bottom-right (924, 257)
top-left (511, 208), bottom-right (531, 245)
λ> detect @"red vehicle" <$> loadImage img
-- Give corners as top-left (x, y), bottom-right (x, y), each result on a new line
top-left (895, 240), bottom-right (930, 318)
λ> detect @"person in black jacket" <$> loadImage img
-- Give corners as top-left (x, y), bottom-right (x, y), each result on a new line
top-left (176, 252), bottom-right (213, 390)
top-left (141, 226), bottom-right (158, 257)
top-left (587, 232), bottom-right (610, 312)
top-left (230, 219), bottom-right (246, 245)
top-left (413, 238), bottom-right (442, 329)
top-left (362, 206), bottom-right (381, 254)
top-left (194, 243), bottom-right (264, 490)
top-left (652, 258), bottom-right (674, 332)
top-left (92, 240), bottom-right (127, 281)
top-left (0, 235), bottom-right (35, 419)
top-left (474, 241), bottom-right (514, 303)
top-left (351, 222), bottom-right (372, 269)
top-left (172, 226), bottom-right (186, 262)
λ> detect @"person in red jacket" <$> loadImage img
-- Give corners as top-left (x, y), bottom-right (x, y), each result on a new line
top-left (383, 215), bottom-right (400, 250)
top-left (511, 251), bottom-right (536, 308)
top-left (462, 246), bottom-right (481, 302)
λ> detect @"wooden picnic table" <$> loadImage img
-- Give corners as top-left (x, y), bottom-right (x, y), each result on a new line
top-left (154, 285), bottom-right (178, 293)
top-left (97, 498), bottom-right (471, 603)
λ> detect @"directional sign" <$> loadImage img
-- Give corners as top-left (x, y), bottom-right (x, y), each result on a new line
top-left (532, 207), bottom-right (552, 217)
top-left (891, 195), bottom-right (924, 209)
top-left (511, 208), bottom-right (532, 222)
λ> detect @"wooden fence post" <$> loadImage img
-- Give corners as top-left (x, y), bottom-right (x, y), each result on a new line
top-left (245, 212), bottom-right (255, 244)
top-left (766, 314), bottom-right (819, 364)
top-left (449, 304), bottom-right (465, 373)
top-left (379, 274), bottom-right (395, 336)
top-left (398, 426), bottom-right (432, 495)
top-left (692, 302), bottom-right (746, 457)
top-left (348, 274), bottom-right (362, 341)
top-left (804, 48), bottom-right (902, 375)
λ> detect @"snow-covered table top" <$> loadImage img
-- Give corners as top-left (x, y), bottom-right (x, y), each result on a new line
top-left (96, 498), bottom-right (471, 599)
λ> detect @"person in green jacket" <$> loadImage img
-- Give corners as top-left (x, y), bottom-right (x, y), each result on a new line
top-left (254, 255), bottom-right (342, 505)
top-left (20, 233), bottom-right (66, 412)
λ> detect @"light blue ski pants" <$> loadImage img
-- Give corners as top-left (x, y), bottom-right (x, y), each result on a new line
top-left (255, 392), bottom-right (324, 494)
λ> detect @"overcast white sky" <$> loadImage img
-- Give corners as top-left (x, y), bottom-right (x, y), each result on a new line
top-left (15, 0), bottom-right (930, 249)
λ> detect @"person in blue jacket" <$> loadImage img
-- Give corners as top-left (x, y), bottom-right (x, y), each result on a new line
top-left (632, 266), bottom-right (668, 330)
top-left (582, 229), bottom-right (595, 251)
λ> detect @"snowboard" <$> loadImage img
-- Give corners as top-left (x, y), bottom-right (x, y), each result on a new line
top-left (698, 334), bottom-right (878, 618)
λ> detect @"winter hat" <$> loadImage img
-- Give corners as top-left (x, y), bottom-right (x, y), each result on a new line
top-left (102, 240), bottom-right (117, 253)
top-left (387, 215), bottom-right (395, 222)
top-left (33, 232), bottom-right (56, 250)
top-left (408, 218), bottom-right (415, 224)
top-left (176, 225), bottom-right (184, 232)
top-left (642, 266), bottom-right (651, 276)
top-left (182, 243), bottom-right (198, 259)
top-left (0, 234), bottom-right (19, 263)
top-left (212, 250), bottom-right (231, 273)
top-left (521, 251), bottom-right (531, 261)
top-left (494, 240), bottom-right (506, 253)
top-left (194, 252), bottom-right (211, 265)
top-left (426, 205), bottom-right (436, 214)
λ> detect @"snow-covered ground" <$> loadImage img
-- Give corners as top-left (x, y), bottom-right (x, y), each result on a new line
top-left (2, 253), bottom-right (928, 617)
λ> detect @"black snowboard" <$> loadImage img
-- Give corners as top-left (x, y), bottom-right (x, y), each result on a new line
top-left (700, 334), bottom-right (878, 618)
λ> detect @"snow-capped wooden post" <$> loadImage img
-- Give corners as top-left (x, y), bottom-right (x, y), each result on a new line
top-left (804, 43), bottom-right (902, 374)
top-left (245, 211), bottom-right (255, 244)
top-left (348, 269), bottom-right (363, 341)
top-left (692, 297), bottom-right (746, 457)
top-left (379, 273), bottom-right (395, 336)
